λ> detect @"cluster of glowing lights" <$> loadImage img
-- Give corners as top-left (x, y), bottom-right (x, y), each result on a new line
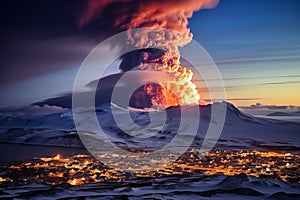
top-left (0, 150), bottom-right (299, 186)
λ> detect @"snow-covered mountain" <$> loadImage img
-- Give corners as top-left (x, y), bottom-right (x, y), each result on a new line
top-left (0, 102), bottom-right (299, 152)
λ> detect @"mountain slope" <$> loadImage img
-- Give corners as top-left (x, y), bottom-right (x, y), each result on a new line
top-left (0, 102), bottom-right (299, 152)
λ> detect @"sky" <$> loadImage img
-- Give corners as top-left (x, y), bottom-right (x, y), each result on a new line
top-left (0, 0), bottom-right (300, 107)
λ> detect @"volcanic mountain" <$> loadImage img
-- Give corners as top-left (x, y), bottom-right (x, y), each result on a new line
top-left (1, 100), bottom-right (299, 154)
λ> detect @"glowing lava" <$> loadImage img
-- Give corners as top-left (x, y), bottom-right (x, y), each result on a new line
top-left (137, 51), bottom-right (200, 108)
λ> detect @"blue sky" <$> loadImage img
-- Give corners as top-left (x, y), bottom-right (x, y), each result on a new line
top-left (192, 0), bottom-right (300, 74)
top-left (190, 0), bottom-right (300, 105)
top-left (0, 0), bottom-right (299, 107)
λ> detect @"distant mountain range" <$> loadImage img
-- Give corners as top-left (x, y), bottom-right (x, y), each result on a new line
top-left (267, 111), bottom-right (300, 116)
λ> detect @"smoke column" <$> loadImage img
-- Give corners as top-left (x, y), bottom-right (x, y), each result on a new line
top-left (80, 0), bottom-right (219, 107)
top-left (80, 0), bottom-right (218, 51)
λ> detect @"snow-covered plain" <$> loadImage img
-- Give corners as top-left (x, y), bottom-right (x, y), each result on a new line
top-left (1, 174), bottom-right (300, 199)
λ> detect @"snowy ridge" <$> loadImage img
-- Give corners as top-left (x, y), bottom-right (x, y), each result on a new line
top-left (1, 174), bottom-right (299, 199)
top-left (0, 102), bottom-right (299, 151)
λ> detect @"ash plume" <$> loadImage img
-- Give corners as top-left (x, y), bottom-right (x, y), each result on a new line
top-left (79, 0), bottom-right (219, 108)
top-left (80, 0), bottom-right (219, 51)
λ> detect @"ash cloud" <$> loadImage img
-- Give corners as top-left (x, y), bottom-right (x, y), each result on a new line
top-left (80, 0), bottom-right (219, 51)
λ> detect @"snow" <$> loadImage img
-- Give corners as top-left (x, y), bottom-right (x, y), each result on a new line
top-left (0, 102), bottom-right (299, 199)
top-left (0, 102), bottom-right (299, 153)
top-left (0, 102), bottom-right (300, 152)
top-left (1, 174), bottom-right (299, 199)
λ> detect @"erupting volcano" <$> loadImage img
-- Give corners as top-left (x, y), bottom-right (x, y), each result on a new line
top-left (80, 0), bottom-right (219, 108)
top-left (127, 49), bottom-right (200, 108)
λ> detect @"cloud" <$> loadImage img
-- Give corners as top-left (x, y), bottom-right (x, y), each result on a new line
top-left (201, 98), bottom-right (262, 101)
top-left (79, 0), bottom-right (219, 51)
top-left (239, 103), bottom-right (300, 115)
top-left (258, 81), bottom-right (300, 85)
top-left (0, 104), bottom-right (67, 116)
top-left (192, 75), bottom-right (300, 82)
